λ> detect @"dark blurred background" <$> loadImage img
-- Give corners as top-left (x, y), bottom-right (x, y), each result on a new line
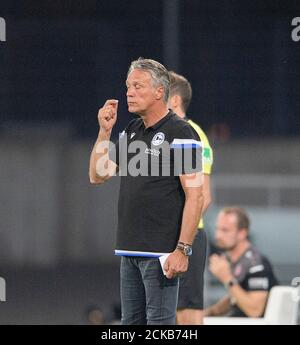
top-left (1, 0), bottom-right (300, 138)
top-left (0, 0), bottom-right (300, 324)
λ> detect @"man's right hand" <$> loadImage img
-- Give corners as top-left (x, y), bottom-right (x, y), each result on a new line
top-left (98, 99), bottom-right (119, 132)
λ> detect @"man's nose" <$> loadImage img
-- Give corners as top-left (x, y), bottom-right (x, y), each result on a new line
top-left (126, 87), bottom-right (134, 97)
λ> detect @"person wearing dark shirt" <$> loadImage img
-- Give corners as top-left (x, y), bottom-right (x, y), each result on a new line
top-left (204, 207), bottom-right (278, 318)
top-left (89, 58), bottom-right (204, 325)
top-left (168, 71), bottom-right (213, 325)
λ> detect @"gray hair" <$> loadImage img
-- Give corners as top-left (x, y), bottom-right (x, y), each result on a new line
top-left (127, 57), bottom-right (170, 102)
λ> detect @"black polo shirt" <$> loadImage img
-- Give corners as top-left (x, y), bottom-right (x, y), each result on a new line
top-left (109, 111), bottom-right (202, 256)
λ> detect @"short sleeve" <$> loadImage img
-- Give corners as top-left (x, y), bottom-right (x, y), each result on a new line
top-left (109, 119), bottom-right (136, 166)
top-left (170, 123), bottom-right (203, 175)
top-left (202, 145), bottom-right (213, 175)
top-left (109, 131), bottom-right (124, 166)
top-left (187, 119), bottom-right (213, 175)
top-left (243, 260), bottom-right (278, 291)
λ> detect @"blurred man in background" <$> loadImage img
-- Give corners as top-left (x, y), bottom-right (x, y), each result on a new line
top-left (168, 71), bottom-right (214, 325)
top-left (204, 207), bottom-right (278, 317)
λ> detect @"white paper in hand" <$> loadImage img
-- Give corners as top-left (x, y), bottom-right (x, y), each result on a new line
top-left (159, 253), bottom-right (171, 275)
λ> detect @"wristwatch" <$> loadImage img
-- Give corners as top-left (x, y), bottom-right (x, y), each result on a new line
top-left (224, 277), bottom-right (238, 289)
top-left (176, 242), bottom-right (192, 256)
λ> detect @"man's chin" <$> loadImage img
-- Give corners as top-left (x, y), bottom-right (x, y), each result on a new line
top-left (128, 106), bottom-right (142, 115)
top-left (128, 105), bottom-right (137, 113)
top-left (216, 243), bottom-right (235, 251)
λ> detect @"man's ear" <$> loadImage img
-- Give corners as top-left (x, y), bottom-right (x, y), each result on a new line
top-left (238, 228), bottom-right (248, 241)
top-left (155, 86), bottom-right (165, 100)
top-left (171, 94), bottom-right (181, 107)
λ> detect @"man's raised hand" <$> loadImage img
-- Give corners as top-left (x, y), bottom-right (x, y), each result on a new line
top-left (98, 99), bottom-right (118, 132)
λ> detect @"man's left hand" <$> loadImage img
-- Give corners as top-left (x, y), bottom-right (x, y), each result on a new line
top-left (163, 250), bottom-right (189, 279)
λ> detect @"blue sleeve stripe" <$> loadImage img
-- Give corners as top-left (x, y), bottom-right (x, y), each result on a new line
top-left (170, 143), bottom-right (202, 149)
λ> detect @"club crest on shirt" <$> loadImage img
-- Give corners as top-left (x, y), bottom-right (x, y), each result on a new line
top-left (234, 264), bottom-right (242, 276)
top-left (151, 132), bottom-right (165, 146)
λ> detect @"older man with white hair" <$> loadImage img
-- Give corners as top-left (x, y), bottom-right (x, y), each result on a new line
top-left (89, 58), bottom-right (204, 325)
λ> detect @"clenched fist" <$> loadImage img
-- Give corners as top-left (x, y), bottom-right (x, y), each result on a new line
top-left (209, 254), bottom-right (233, 284)
top-left (98, 99), bottom-right (118, 132)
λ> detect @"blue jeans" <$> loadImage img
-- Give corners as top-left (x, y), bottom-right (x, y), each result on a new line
top-left (120, 256), bottom-right (179, 325)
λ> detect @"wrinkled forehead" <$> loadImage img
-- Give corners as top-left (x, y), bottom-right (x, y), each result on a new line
top-left (126, 68), bottom-right (153, 84)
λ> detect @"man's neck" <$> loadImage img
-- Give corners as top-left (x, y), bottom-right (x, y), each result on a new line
top-left (227, 240), bottom-right (251, 263)
top-left (172, 106), bottom-right (185, 119)
top-left (139, 104), bottom-right (169, 128)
